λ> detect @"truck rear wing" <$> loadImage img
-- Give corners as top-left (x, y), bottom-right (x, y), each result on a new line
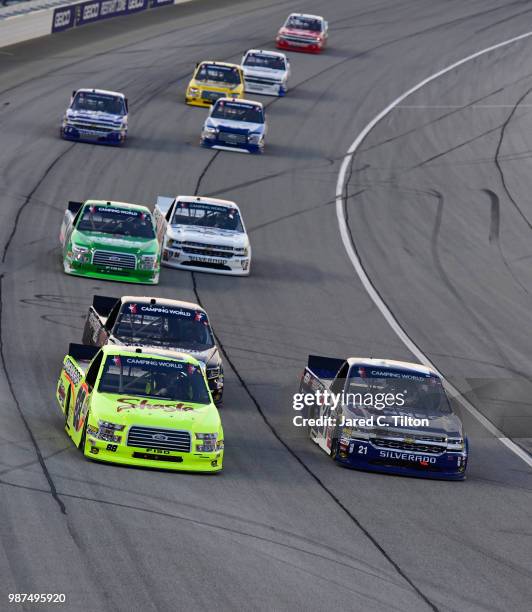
top-left (299, 355), bottom-right (345, 395)
top-left (67, 200), bottom-right (83, 215)
top-left (92, 295), bottom-right (119, 317)
top-left (68, 343), bottom-right (99, 363)
top-left (307, 355), bottom-right (345, 379)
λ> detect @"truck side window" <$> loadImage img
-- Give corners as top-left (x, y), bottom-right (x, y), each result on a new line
top-left (85, 350), bottom-right (103, 389)
top-left (105, 301), bottom-right (121, 330)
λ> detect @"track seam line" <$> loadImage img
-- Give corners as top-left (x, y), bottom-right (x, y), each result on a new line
top-left (335, 31), bottom-right (532, 469)
top-left (0, 274), bottom-right (66, 513)
top-left (2, 143), bottom-right (75, 263)
top-left (0, 144), bottom-right (77, 515)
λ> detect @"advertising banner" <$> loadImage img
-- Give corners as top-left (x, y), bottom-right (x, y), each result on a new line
top-left (75, 0), bottom-right (148, 26)
top-left (52, 0), bottom-right (174, 34)
top-left (51, 5), bottom-right (76, 32)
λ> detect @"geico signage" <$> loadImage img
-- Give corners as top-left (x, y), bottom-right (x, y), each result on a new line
top-left (54, 9), bottom-right (72, 28)
top-left (82, 3), bottom-right (100, 19)
top-left (100, 0), bottom-right (126, 15)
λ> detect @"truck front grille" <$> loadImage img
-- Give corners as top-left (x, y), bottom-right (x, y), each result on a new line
top-left (127, 426), bottom-right (191, 453)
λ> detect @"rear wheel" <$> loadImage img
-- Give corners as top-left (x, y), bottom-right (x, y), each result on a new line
top-left (330, 424), bottom-right (340, 460)
top-left (330, 439), bottom-right (339, 460)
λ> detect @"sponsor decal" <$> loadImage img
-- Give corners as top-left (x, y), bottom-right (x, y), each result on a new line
top-left (116, 397), bottom-right (194, 413)
top-left (128, 303), bottom-right (138, 314)
top-left (113, 355), bottom-right (122, 367)
top-left (176, 201), bottom-right (234, 215)
top-left (86, 205), bottom-right (145, 217)
top-left (53, 0), bottom-right (187, 35)
top-left (194, 311), bottom-right (204, 322)
top-left (52, 6), bottom-right (75, 32)
top-left (63, 357), bottom-right (82, 385)
top-left (57, 381), bottom-right (66, 404)
top-left (76, 0), bottom-right (148, 26)
top-left (379, 450), bottom-right (437, 464)
top-left (145, 447), bottom-right (170, 454)
top-left (217, 100), bottom-right (261, 112)
top-left (135, 304), bottom-right (195, 318)
top-left (122, 356), bottom-right (184, 369)
top-left (366, 368), bottom-right (435, 382)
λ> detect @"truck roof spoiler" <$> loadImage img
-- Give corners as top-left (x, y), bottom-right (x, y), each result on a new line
top-left (68, 343), bottom-right (99, 362)
top-left (307, 354), bottom-right (345, 378)
top-left (92, 295), bottom-right (119, 316)
top-left (67, 200), bottom-right (83, 215)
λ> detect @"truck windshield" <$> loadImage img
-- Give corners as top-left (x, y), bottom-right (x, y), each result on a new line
top-left (171, 201), bottom-right (244, 232)
top-left (98, 355), bottom-right (211, 404)
top-left (211, 100), bottom-right (264, 123)
top-left (76, 205), bottom-right (155, 239)
top-left (114, 303), bottom-right (215, 350)
top-left (196, 64), bottom-right (241, 85)
top-left (348, 367), bottom-right (451, 416)
top-left (71, 92), bottom-right (125, 114)
top-left (244, 54), bottom-right (286, 70)
top-left (286, 16), bottom-right (323, 31)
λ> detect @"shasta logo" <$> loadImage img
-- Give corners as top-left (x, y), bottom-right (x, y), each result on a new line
top-left (116, 397), bottom-right (194, 413)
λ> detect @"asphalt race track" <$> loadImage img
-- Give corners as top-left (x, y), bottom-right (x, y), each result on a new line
top-left (1, 1), bottom-right (531, 610)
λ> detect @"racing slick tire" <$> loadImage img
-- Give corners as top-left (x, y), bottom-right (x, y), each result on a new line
top-left (79, 413), bottom-right (89, 455)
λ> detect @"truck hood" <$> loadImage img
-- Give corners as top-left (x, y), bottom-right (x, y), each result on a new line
top-left (279, 27), bottom-right (321, 39)
top-left (72, 230), bottom-right (158, 254)
top-left (107, 339), bottom-right (219, 367)
top-left (66, 109), bottom-right (125, 124)
top-left (168, 225), bottom-right (248, 248)
top-left (206, 117), bottom-right (265, 134)
top-left (349, 405), bottom-right (463, 438)
top-left (191, 79), bottom-right (241, 91)
top-left (242, 66), bottom-right (287, 80)
top-left (91, 393), bottom-right (221, 431)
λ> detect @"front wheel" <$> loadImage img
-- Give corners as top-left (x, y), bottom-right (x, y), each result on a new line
top-left (78, 413), bottom-right (89, 455)
top-left (64, 389), bottom-right (71, 430)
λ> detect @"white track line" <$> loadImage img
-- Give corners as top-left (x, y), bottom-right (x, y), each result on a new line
top-left (335, 31), bottom-right (532, 469)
